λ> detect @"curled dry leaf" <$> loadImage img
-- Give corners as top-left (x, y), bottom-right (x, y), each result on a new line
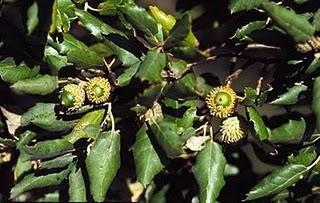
top-left (0, 106), bottom-right (21, 135)
top-left (185, 136), bottom-right (211, 151)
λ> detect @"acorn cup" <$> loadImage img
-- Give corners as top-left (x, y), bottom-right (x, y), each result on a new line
top-left (60, 84), bottom-right (86, 109)
top-left (85, 77), bottom-right (111, 104)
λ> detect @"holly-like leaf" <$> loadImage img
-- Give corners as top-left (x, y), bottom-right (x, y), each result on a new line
top-left (75, 8), bottom-right (126, 40)
top-left (132, 124), bottom-right (164, 187)
top-left (312, 76), bottom-right (320, 132)
top-left (45, 46), bottom-right (71, 75)
top-left (86, 131), bottom-right (121, 202)
top-left (104, 39), bottom-right (140, 67)
top-left (119, 3), bottom-right (163, 45)
top-left (262, 1), bottom-right (315, 43)
top-left (233, 21), bottom-right (266, 39)
top-left (68, 164), bottom-right (87, 202)
top-left (192, 141), bottom-right (226, 203)
top-left (11, 75), bottom-right (58, 96)
top-left (241, 87), bottom-right (258, 106)
top-left (136, 50), bottom-right (166, 83)
top-left (305, 58), bottom-right (320, 74)
top-left (26, 2), bottom-right (39, 35)
top-left (228, 0), bottom-right (264, 14)
top-left (0, 58), bottom-right (40, 84)
top-left (65, 109), bottom-right (105, 143)
top-left (117, 62), bottom-right (141, 86)
top-left (270, 83), bottom-right (307, 105)
top-left (10, 164), bottom-right (72, 199)
top-left (40, 153), bottom-right (75, 170)
top-left (19, 138), bottom-right (74, 160)
top-left (164, 13), bottom-right (191, 48)
top-left (149, 119), bottom-right (184, 158)
top-left (268, 118), bottom-right (306, 144)
top-left (245, 164), bottom-right (308, 200)
top-left (247, 107), bottom-right (269, 140)
top-left (21, 103), bottom-right (77, 132)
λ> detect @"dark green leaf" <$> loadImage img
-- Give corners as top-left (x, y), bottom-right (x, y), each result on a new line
top-left (98, 0), bottom-right (119, 16)
top-left (11, 75), bottom-right (58, 96)
top-left (0, 137), bottom-right (16, 147)
top-left (65, 109), bottom-right (105, 143)
top-left (262, 1), bottom-right (315, 42)
top-left (104, 39), bottom-right (140, 67)
top-left (228, 0), bottom-right (264, 14)
top-left (86, 131), bottom-right (121, 202)
top-left (0, 58), bottom-right (40, 84)
top-left (89, 43), bottom-right (113, 57)
top-left (35, 192), bottom-right (60, 202)
top-left (40, 153), bottom-right (75, 170)
top-left (164, 14), bottom-right (191, 48)
top-left (133, 124), bottom-right (163, 187)
top-left (19, 138), bottom-right (74, 160)
top-left (192, 141), bottom-right (226, 203)
top-left (270, 83), bottom-right (307, 105)
top-left (68, 164), bottom-right (87, 202)
top-left (313, 9), bottom-right (320, 31)
top-left (247, 107), bottom-right (269, 140)
top-left (268, 118), bottom-right (306, 144)
top-left (119, 3), bottom-right (163, 45)
top-left (288, 147), bottom-right (317, 166)
top-left (149, 119), bottom-right (184, 158)
top-left (136, 50), bottom-right (166, 83)
top-left (117, 62), bottom-right (141, 86)
top-left (305, 58), bottom-right (320, 74)
top-left (245, 164), bottom-right (307, 200)
top-left (10, 164), bottom-right (72, 199)
top-left (21, 103), bottom-right (77, 132)
top-left (14, 154), bottom-right (32, 179)
top-left (312, 77), bottom-right (320, 132)
top-left (233, 21), bottom-right (266, 39)
top-left (149, 185), bottom-right (169, 203)
top-left (138, 83), bottom-right (166, 107)
top-left (45, 46), bottom-right (71, 75)
top-left (57, 33), bottom-right (104, 68)
top-left (241, 87), bottom-right (258, 106)
top-left (26, 2), bottom-right (39, 35)
top-left (75, 8), bottom-right (126, 40)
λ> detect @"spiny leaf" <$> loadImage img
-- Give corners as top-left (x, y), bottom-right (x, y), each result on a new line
top-left (233, 20), bottom-right (266, 39)
top-left (262, 1), bottom-right (315, 43)
top-left (192, 141), bottom-right (226, 203)
top-left (10, 164), bottom-right (72, 199)
top-left (270, 83), bottom-right (307, 105)
top-left (136, 50), bottom-right (166, 83)
top-left (268, 118), bottom-right (306, 144)
top-left (0, 58), bottom-right (40, 84)
top-left (86, 131), bottom-right (121, 202)
top-left (26, 2), bottom-right (39, 35)
top-left (228, 0), bottom-right (264, 14)
top-left (11, 75), bottom-right (58, 96)
top-left (75, 8), bottom-right (126, 40)
top-left (132, 124), bottom-right (164, 187)
top-left (21, 103), bottom-right (76, 132)
top-left (68, 164), bottom-right (87, 202)
top-left (19, 138), bottom-right (74, 160)
top-left (245, 164), bottom-right (307, 200)
top-left (149, 119), bottom-right (184, 158)
top-left (247, 107), bottom-right (269, 140)
top-left (312, 76), bottom-right (320, 132)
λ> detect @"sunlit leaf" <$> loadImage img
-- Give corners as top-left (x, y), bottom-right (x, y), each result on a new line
top-left (270, 83), bottom-right (307, 105)
top-left (247, 107), bottom-right (269, 140)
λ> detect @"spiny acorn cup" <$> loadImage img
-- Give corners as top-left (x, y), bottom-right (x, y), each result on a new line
top-left (219, 116), bottom-right (245, 143)
top-left (206, 85), bottom-right (237, 118)
top-left (60, 84), bottom-right (85, 108)
top-left (85, 77), bottom-right (111, 104)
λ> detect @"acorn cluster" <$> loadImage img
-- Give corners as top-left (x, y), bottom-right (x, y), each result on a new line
top-left (205, 85), bottom-right (245, 144)
top-left (60, 77), bottom-right (111, 109)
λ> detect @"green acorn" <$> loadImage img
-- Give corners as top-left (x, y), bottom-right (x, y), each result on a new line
top-left (60, 84), bottom-right (85, 108)
top-left (85, 77), bottom-right (111, 104)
